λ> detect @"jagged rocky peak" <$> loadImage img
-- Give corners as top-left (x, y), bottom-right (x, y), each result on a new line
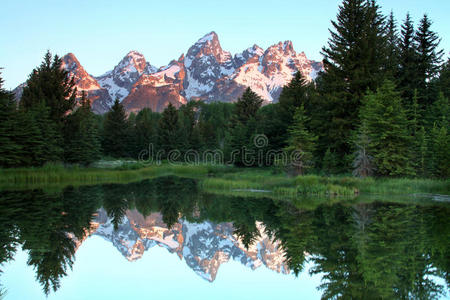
top-left (61, 53), bottom-right (100, 91)
top-left (62, 53), bottom-right (82, 72)
top-left (234, 44), bottom-right (264, 67)
top-left (114, 50), bottom-right (148, 75)
top-left (185, 31), bottom-right (232, 67)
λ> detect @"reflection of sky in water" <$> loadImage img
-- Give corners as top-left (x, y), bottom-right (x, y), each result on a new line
top-left (3, 236), bottom-right (323, 300)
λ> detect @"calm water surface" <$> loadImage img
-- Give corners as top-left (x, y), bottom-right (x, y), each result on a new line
top-left (0, 176), bottom-right (449, 299)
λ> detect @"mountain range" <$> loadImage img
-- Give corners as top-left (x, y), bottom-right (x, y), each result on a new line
top-left (15, 32), bottom-right (323, 113)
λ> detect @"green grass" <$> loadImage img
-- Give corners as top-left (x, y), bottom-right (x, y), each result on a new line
top-left (0, 163), bottom-right (448, 199)
top-left (0, 163), bottom-right (210, 190)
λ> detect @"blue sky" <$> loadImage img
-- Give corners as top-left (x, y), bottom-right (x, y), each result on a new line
top-left (1, 0), bottom-right (449, 90)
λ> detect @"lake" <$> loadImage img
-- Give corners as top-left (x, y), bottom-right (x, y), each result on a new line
top-left (0, 176), bottom-right (449, 299)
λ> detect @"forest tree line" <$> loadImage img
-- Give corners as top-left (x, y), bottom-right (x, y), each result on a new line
top-left (0, 0), bottom-right (448, 178)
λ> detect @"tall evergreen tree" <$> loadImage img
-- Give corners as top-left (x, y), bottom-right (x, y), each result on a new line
top-left (384, 11), bottom-right (400, 78)
top-left (276, 72), bottom-right (310, 147)
top-left (317, 0), bottom-right (387, 167)
top-left (359, 80), bottom-right (413, 177)
top-left (102, 98), bottom-right (129, 158)
top-left (63, 92), bottom-right (101, 165)
top-left (157, 103), bottom-right (180, 156)
top-left (132, 108), bottom-right (160, 158)
top-left (20, 51), bottom-right (76, 125)
top-left (437, 58), bottom-right (450, 99)
top-left (397, 13), bottom-right (419, 103)
top-left (284, 105), bottom-right (317, 175)
top-left (414, 14), bottom-right (444, 106)
top-left (228, 88), bottom-right (263, 166)
top-left (0, 72), bottom-right (23, 167)
top-left (429, 124), bottom-right (449, 178)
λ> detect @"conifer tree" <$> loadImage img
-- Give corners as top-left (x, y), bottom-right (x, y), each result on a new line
top-left (284, 105), bottom-right (317, 175)
top-left (63, 92), bottom-right (101, 165)
top-left (102, 98), bottom-right (129, 158)
top-left (317, 0), bottom-right (387, 166)
top-left (228, 88), bottom-right (263, 166)
top-left (157, 103), bottom-right (180, 156)
top-left (133, 108), bottom-right (160, 158)
top-left (397, 13), bottom-right (419, 103)
top-left (359, 80), bottom-right (413, 177)
top-left (322, 147), bottom-right (339, 176)
top-left (276, 72), bottom-right (310, 148)
top-left (429, 124), bottom-right (449, 178)
top-left (384, 11), bottom-right (400, 78)
top-left (0, 72), bottom-right (22, 167)
top-left (415, 126), bottom-right (428, 176)
top-left (352, 123), bottom-right (374, 178)
top-left (437, 58), bottom-right (450, 99)
top-left (20, 51), bottom-right (76, 125)
top-left (414, 14), bottom-right (444, 106)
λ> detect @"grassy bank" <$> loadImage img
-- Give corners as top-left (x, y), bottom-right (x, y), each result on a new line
top-left (0, 163), bottom-right (212, 190)
top-left (0, 163), bottom-right (448, 198)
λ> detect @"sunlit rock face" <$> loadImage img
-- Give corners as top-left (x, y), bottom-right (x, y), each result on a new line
top-left (14, 32), bottom-right (322, 113)
top-left (90, 209), bottom-right (289, 281)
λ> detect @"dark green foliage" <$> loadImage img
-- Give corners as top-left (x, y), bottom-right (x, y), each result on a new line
top-left (102, 98), bottom-right (130, 158)
top-left (323, 147), bottom-right (339, 176)
top-left (414, 14), bottom-right (444, 106)
top-left (317, 0), bottom-right (387, 166)
top-left (20, 51), bottom-right (76, 125)
top-left (359, 80), bottom-right (413, 176)
top-left (284, 105), bottom-right (317, 175)
top-left (157, 103), bottom-right (180, 156)
top-left (397, 13), bottom-right (420, 102)
top-left (429, 124), bottom-right (449, 178)
top-left (437, 58), bottom-right (450, 98)
top-left (228, 88), bottom-right (263, 166)
top-left (63, 92), bottom-right (101, 165)
top-left (384, 11), bottom-right (399, 78)
top-left (132, 108), bottom-right (160, 158)
top-left (0, 74), bottom-right (22, 167)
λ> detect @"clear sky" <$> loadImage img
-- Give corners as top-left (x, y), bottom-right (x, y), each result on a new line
top-left (1, 0), bottom-right (449, 90)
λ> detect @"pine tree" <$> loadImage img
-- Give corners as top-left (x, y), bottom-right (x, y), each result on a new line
top-left (397, 13), bottom-right (419, 103)
top-left (284, 105), bottom-right (317, 175)
top-left (30, 102), bottom-right (64, 163)
top-left (63, 92), bottom-right (101, 165)
top-left (415, 126), bottom-right (428, 176)
top-left (133, 108), bottom-right (160, 158)
top-left (429, 124), bottom-right (449, 178)
top-left (414, 14), bottom-right (444, 106)
top-left (352, 123), bottom-right (374, 178)
top-left (317, 0), bottom-right (387, 166)
top-left (384, 11), bottom-right (400, 78)
top-left (20, 51), bottom-right (76, 125)
top-left (157, 103), bottom-right (180, 156)
top-left (102, 98), bottom-right (129, 158)
top-left (359, 80), bottom-right (413, 177)
top-left (408, 92), bottom-right (428, 174)
top-left (0, 72), bottom-right (23, 167)
top-left (232, 87), bottom-right (263, 124)
top-left (276, 72), bottom-right (310, 147)
top-left (228, 88), bottom-right (263, 166)
top-left (322, 147), bottom-right (339, 176)
top-left (437, 58), bottom-right (450, 99)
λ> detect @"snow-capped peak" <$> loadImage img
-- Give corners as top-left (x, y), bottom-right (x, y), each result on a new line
top-left (196, 31), bottom-right (218, 44)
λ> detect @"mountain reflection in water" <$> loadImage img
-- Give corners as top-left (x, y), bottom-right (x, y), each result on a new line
top-left (0, 176), bottom-right (449, 299)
